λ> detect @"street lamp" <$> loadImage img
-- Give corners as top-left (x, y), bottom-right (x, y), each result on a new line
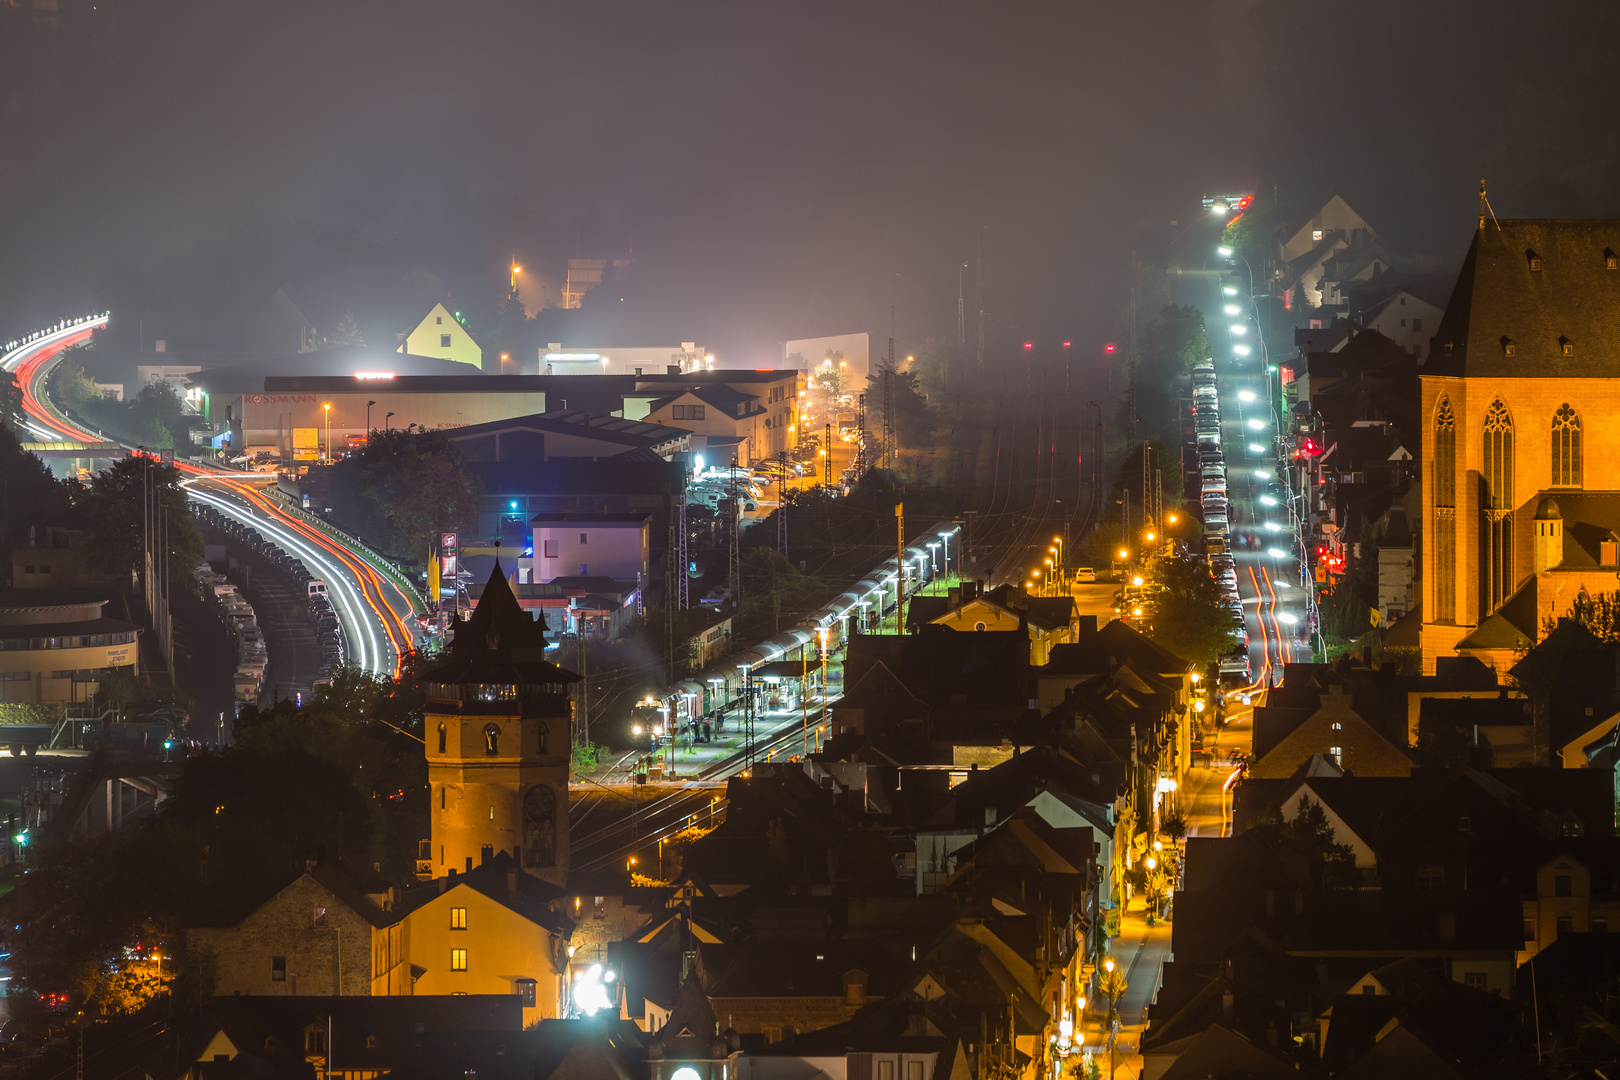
top-left (385, 411), bottom-right (395, 431)
top-left (926, 542), bottom-right (941, 593)
top-left (366, 399), bottom-right (376, 436)
top-left (322, 402), bottom-right (331, 462)
top-left (937, 530), bottom-right (953, 583)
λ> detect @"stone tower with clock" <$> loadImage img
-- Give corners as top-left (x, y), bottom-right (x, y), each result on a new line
top-left (421, 561), bottom-right (578, 887)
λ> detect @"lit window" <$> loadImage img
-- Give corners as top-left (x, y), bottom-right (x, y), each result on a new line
top-left (451, 907), bottom-right (467, 930)
top-left (312, 907), bottom-right (326, 928)
top-left (1312, 230), bottom-right (1323, 242)
top-left (451, 948), bottom-right (468, 971)
top-left (272, 956), bottom-right (286, 981)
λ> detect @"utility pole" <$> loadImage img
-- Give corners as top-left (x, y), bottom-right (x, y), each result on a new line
top-left (896, 501), bottom-right (905, 612)
top-left (728, 459), bottom-right (742, 608)
top-left (777, 451), bottom-right (790, 556)
top-left (676, 488), bottom-right (689, 611)
top-left (957, 263), bottom-right (967, 351)
top-left (883, 326), bottom-right (896, 470)
top-left (824, 422), bottom-right (833, 487)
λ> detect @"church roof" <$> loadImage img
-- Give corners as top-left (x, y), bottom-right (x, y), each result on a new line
top-left (1424, 219), bottom-right (1620, 379)
top-left (1456, 577), bottom-right (1538, 653)
top-left (427, 560), bottom-right (579, 686)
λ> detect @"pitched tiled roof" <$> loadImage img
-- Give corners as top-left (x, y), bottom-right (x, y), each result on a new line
top-left (1425, 219), bottom-right (1620, 379)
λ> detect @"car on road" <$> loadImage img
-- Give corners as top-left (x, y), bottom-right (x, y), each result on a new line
top-left (1073, 567), bottom-right (1097, 582)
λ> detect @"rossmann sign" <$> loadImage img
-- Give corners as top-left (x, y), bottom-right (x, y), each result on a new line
top-left (245, 394), bottom-right (320, 405)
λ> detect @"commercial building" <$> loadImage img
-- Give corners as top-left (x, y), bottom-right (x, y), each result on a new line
top-left (529, 512), bottom-right (649, 585)
top-left (0, 595), bottom-right (141, 706)
top-left (628, 370), bottom-right (799, 463)
top-left (187, 346), bottom-right (486, 451)
top-left (242, 375), bottom-right (548, 457)
top-left (539, 341), bottom-right (708, 376)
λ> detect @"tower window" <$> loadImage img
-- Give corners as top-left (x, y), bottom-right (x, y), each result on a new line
top-left (437, 723), bottom-right (447, 754)
top-left (484, 724), bottom-right (501, 755)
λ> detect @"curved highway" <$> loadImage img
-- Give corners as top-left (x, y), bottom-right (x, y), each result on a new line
top-left (2, 317), bottom-right (422, 678)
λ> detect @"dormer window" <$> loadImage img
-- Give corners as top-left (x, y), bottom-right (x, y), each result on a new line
top-left (1606, 248), bottom-right (1618, 270)
top-left (1527, 249), bottom-right (1543, 271)
top-left (1501, 337), bottom-right (1516, 357)
top-left (1561, 336), bottom-right (1574, 356)
top-left (1445, 341), bottom-right (1454, 355)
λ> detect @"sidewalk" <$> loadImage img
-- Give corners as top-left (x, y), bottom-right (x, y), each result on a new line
top-left (1086, 893), bottom-right (1173, 1078)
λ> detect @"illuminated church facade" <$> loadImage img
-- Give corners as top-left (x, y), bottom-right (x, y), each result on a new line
top-left (1422, 219), bottom-right (1620, 674)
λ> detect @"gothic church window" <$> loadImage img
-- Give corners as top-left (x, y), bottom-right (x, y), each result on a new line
top-left (1483, 399), bottom-right (1515, 613)
top-left (1434, 398), bottom-right (1457, 621)
top-left (1552, 403), bottom-right (1581, 487)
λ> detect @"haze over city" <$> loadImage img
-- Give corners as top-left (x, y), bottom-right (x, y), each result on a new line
top-left (5, 2), bottom-right (1620, 1078)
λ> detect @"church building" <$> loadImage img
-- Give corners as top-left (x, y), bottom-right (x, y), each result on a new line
top-left (1422, 218), bottom-right (1620, 674)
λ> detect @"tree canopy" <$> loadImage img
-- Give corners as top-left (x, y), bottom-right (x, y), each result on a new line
top-left (79, 455), bottom-right (205, 581)
top-left (325, 427), bottom-right (482, 560)
top-left (7, 669), bottom-right (426, 1019)
top-left (1143, 555), bottom-right (1237, 666)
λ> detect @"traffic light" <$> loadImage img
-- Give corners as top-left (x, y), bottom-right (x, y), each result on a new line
top-left (1104, 344), bottom-right (1117, 354)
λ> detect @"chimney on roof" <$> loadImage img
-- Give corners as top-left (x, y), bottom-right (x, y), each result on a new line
top-left (1221, 990), bottom-right (1234, 1022)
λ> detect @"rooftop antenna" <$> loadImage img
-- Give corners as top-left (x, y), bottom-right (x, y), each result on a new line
top-left (1479, 178), bottom-right (1501, 231)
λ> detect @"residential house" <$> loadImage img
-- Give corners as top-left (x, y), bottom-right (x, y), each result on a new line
top-left (398, 301), bottom-right (485, 370)
top-left (905, 582), bottom-right (1078, 665)
top-left (1358, 289), bottom-right (1444, 361)
top-left (1250, 667), bottom-right (1414, 778)
top-left (387, 852), bottom-right (574, 1026)
top-left (187, 864), bottom-right (393, 997)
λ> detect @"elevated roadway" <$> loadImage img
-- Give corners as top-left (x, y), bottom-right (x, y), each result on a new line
top-left (3, 317), bottom-right (423, 678)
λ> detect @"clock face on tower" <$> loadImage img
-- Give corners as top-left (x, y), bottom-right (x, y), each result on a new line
top-left (523, 784), bottom-right (557, 868)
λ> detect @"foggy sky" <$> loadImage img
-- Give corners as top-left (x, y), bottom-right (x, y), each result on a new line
top-left (2, 0), bottom-right (1617, 357)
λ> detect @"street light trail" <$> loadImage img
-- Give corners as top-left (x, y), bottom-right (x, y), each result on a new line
top-left (7, 316), bottom-right (418, 679)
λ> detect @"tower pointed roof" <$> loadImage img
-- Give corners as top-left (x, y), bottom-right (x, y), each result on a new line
top-left (425, 558), bottom-right (578, 687)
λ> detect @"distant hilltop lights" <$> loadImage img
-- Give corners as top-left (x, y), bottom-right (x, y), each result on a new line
top-left (354, 372), bottom-right (396, 380)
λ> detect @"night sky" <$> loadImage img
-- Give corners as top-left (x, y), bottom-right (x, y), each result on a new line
top-left (2, 0), bottom-right (1617, 357)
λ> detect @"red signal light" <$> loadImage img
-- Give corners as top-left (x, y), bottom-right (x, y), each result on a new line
top-left (1062, 341), bottom-right (1072, 348)
top-left (1104, 344), bottom-right (1116, 354)
top-left (1238, 195), bottom-right (1253, 209)
top-left (1023, 342), bottom-right (1034, 350)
